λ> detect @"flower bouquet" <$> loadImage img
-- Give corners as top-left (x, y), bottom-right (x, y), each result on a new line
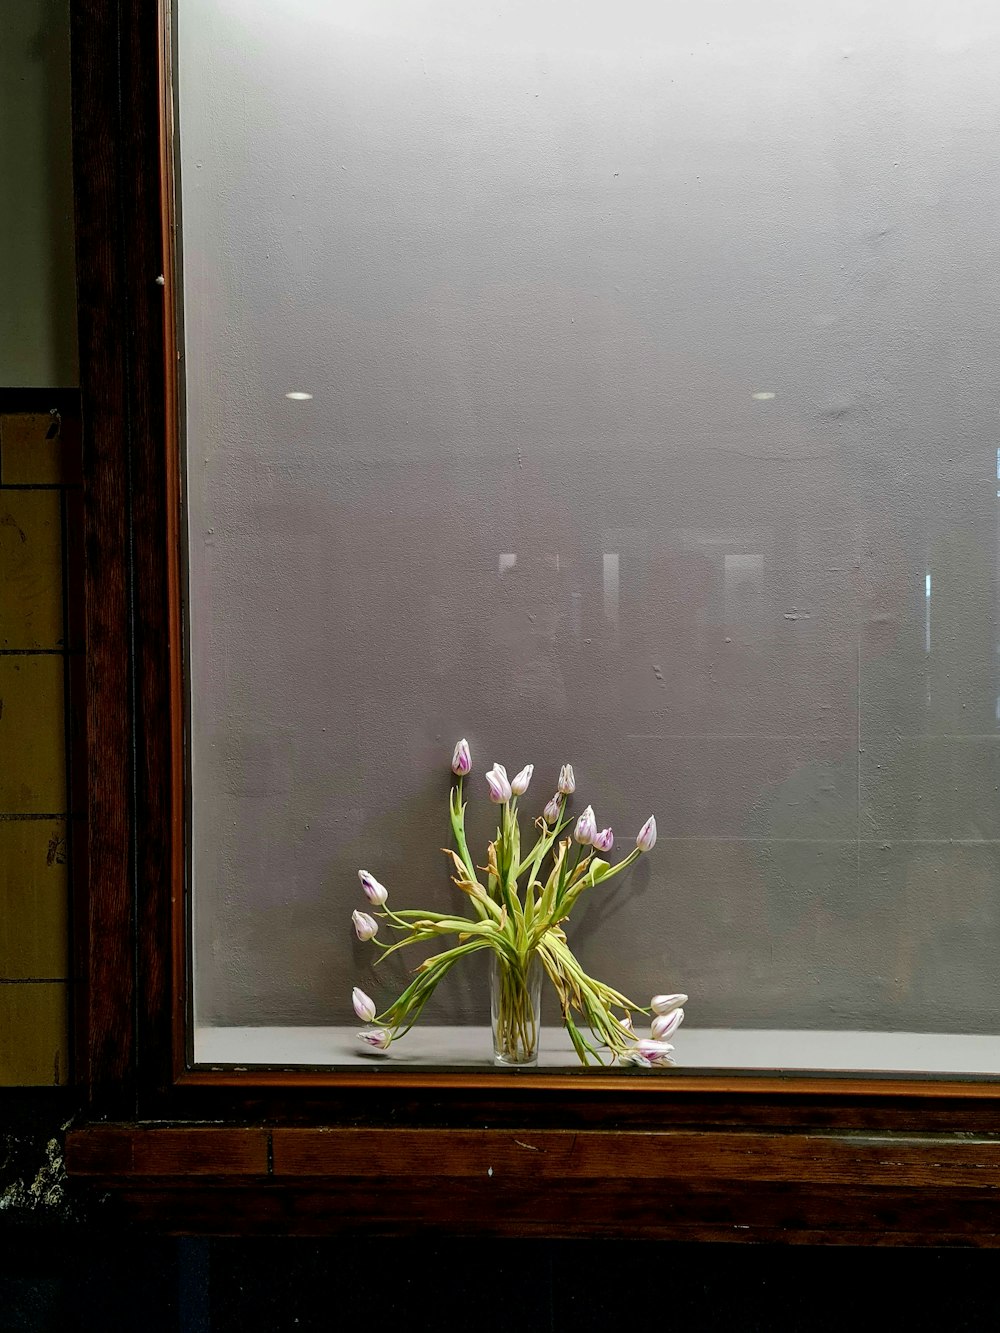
top-left (351, 740), bottom-right (687, 1068)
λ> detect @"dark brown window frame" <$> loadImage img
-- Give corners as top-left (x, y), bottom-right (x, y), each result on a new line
top-left (64, 0), bottom-right (1000, 1240)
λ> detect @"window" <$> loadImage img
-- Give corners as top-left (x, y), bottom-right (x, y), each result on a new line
top-left (65, 0), bottom-right (1000, 1243)
top-left (174, 1), bottom-right (1000, 1078)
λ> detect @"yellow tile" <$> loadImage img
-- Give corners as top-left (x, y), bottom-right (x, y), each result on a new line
top-left (0, 490), bottom-right (63, 648)
top-left (0, 820), bottom-right (68, 978)
top-left (0, 412), bottom-right (81, 486)
top-left (0, 657), bottom-right (66, 813)
top-left (0, 982), bottom-right (68, 1085)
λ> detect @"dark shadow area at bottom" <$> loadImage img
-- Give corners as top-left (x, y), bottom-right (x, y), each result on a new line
top-left (1, 1234), bottom-right (999, 1333)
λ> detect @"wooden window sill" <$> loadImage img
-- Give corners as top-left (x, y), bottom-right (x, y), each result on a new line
top-left (65, 1121), bottom-right (1000, 1243)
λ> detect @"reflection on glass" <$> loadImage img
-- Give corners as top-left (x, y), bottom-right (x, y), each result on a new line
top-left (602, 554), bottom-right (619, 628)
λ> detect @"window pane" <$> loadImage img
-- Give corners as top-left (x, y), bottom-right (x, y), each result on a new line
top-left (179, 0), bottom-right (1000, 1072)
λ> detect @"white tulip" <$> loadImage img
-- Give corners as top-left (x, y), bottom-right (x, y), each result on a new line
top-left (358, 870), bottom-right (388, 906)
top-left (357, 1027), bottom-right (391, 1050)
top-left (635, 816), bottom-right (657, 852)
top-left (651, 1008), bottom-right (684, 1041)
top-left (573, 805), bottom-right (598, 845)
top-left (485, 763), bottom-right (512, 803)
top-left (352, 910), bottom-right (379, 941)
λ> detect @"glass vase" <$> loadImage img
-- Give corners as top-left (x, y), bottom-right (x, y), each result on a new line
top-left (490, 951), bottom-right (542, 1067)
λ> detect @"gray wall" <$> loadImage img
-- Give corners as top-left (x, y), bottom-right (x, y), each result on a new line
top-left (180, 1), bottom-right (1000, 1035)
top-left (0, 0), bottom-right (77, 387)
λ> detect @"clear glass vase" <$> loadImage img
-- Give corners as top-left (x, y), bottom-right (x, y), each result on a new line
top-left (490, 951), bottom-right (542, 1067)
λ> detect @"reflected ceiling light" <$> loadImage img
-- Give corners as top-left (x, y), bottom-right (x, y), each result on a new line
top-left (285, 391), bottom-right (313, 401)
top-left (752, 391), bottom-right (776, 400)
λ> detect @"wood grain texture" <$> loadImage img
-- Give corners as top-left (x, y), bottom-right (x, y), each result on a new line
top-left (120, 0), bottom-right (181, 1105)
top-left (70, 0), bottom-right (136, 1109)
top-left (60, 1178), bottom-right (1000, 1247)
top-left (66, 1126), bottom-right (268, 1176)
top-left (71, 0), bottom-right (181, 1109)
top-left (62, 1121), bottom-right (1000, 1241)
top-left (271, 1126), bottom-right (1000, 1189)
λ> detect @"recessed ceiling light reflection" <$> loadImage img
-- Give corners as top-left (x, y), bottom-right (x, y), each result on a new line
top-left (285, 391), bottom-right (313, 401)
top-left (752, 391), bottom-right (776, 400)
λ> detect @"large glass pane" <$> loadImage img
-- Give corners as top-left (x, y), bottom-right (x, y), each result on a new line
top-left (180, 0), bottom-right (1000, 1073)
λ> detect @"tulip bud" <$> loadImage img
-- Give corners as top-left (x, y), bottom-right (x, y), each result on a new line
top-left (573, 805), bottom-right (598, 845)
top-left (357, 1027), bottom-right (391, 1050)
top-left (619, 1049), bottom-right (651, 1068)
top-left (592, 827), bottom-right (614, 853)
top-left (510, 763), bottom-right (534, 796)
top-left (637, 1038), bottom-right (674, 1062)
top-left (485, 763), bottom-right (512, 803)
top-left (352, 910), bottom-right (379, 941)
top-left (451, 738), bottom-right (472, 776)
top-left (352, 987), bottom-right (377, 1022)
top-left (650, 1049), bottom-right (676, 1067)
top-left (635, 815), bottom-right (657, 852)
top-left (358, 870), bottom-right (388, 906)
top-left (558, 764), bottom-right (576, 795)
top-left (651, 992), bottom-right (688, 1016)
top-left (651, 1007), bottom-right (684, 1041)
top-left (542, 793), bottom-right (562, 825)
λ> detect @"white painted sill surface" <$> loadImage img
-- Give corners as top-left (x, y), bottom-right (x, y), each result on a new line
top-left (194, 1026), bottom-right (1000, 1076)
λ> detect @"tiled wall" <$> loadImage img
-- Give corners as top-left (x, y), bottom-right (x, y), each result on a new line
top-left (0, 407), bottom-right (81, 1084)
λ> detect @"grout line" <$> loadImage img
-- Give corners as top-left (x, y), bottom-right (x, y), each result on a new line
top-left (625, 733), bottom-right (857, 741)
top-left (0, 483), bottom-right (82, 492)
top-left (626, 733), bottom-right (1000, 741)
top-left (0, 978), bottom-right (68, 985)
top-left (0, 812), bottom-right (70, 821)
top-left (653, 836), bottom-right (999, 845)
top-left (0, 648), bottom-right (80, 657)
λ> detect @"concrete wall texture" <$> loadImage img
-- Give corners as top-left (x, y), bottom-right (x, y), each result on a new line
top-left (178, 1), bottom-right (1000, 1038)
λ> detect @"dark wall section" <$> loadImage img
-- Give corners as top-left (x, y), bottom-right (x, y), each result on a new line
top-left (1, 1235), bottom-right (999, 1333)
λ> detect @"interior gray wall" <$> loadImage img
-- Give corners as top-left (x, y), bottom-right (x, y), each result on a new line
top-left (179, 0), bottom-right (1000, 1036)
top-left (0, 0), bottom-right (77, 387)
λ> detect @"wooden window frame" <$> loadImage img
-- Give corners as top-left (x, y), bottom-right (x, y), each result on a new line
top-left (64, 0), bottom-right (1000, 1241)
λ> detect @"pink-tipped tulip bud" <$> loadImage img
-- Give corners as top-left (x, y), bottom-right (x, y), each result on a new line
top-left (542, 793), bottom-right (562, 825)
top-left (352, 987), bottom-right (377, 1022)
top-left (619, 1049), bottom-right (652, 1068)
top-left (510, 764), bottom-right (534, 796)
top-left (451, 738), bottom-right (472, 776)
top-left (574, 805), bottom-right (598, 845)
top-left (357, 1028), bottom-right (391, 1050)
top-left (651, 992), bottom-right (688, 1016)
top-left (358, 870), bottom-right (388, 906)
top-left (636, 815), bottom-right (657, 852)
top-left (485, 763), bottom-right (512, 803)
top-left (352, 910), bottom-right (379, 941)
top-left (558, 764), bottom-right (576, 795)
top-left (651, 1007), bottom-right (684, 1041)
top-left (592, 827), bottom-right (614, 853)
